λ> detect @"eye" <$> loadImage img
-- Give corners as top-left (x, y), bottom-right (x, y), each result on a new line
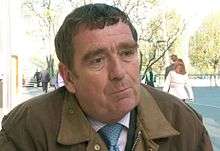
top-left (87, 55), bottom-right (106, 70)
top-left (119, 48), bottom-right (137, 61)
top-left (90, 57), bottom-right (103, 64)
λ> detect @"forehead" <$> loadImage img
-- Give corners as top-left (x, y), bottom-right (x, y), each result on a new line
top-left (72, 22), bottom-right (134, 53)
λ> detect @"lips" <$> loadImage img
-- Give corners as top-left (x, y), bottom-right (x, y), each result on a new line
top-left (110, 87), bottom-right (133, 101)
top-left (111, 87), bottom-right (130, 94)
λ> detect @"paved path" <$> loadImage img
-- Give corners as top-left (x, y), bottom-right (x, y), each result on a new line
top-left (191, 87), bottom-right (220, 151)
top-left (0, 86), bottom-right (55, 128)
top-left (17, 86), bottom-right (55, 102)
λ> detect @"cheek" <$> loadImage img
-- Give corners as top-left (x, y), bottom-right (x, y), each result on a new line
top-left (76, 74), bottom-right (107, 95)
top-left (127, 61), bottom-right (140, 80)
top-left (75, 76), bottom-right (109, 111)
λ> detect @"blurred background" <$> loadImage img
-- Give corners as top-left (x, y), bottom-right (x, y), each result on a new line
top-left (0, 0), bottom-right (220, 150)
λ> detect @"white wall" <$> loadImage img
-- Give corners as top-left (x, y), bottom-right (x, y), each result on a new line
top-left (0, 0), bottom-right (25, 115)
top-left (0, 0), bottom-right (11, 114)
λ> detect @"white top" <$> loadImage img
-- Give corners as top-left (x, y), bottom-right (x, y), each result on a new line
top-left (88, 112), bottom-right (130, 151)
top-left (163, 71), bottom-right (194, 101)
top-left (57, 73), bottom-right (64, 87)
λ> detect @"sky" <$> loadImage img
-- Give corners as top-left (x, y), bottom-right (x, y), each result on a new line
top-left (163, 0), bottom-right (220, 15)
top-left (162, 0), bottom-right (220, 34)
top-left (90, 0), bottom-right (220, 35)
top-left (159, 0), bottom-right (220, 65)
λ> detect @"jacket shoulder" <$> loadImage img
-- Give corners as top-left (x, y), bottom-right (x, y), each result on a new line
top-left (1, 87), bottom-right (66, 135)
top-left (142, 85), bottom-right (213, 150)
top-left (143, 85), bottom-right (203, 127)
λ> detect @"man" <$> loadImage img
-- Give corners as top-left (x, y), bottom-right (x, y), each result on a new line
top-left (164, 54), bottom-right (178, 80)
top-left (144, 67), bottom-right (155, 87)
top-left (40, 69), bottom-right (50, 93)
top-left (0, 3), bottom-right (213, 151)
top-left (33, 69), bottom-right (41, 87)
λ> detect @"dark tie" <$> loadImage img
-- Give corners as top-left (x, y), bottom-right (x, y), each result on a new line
top-left (98, 123), bottom-right (123, 151)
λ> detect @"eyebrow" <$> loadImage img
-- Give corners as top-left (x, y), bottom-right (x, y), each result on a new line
top-left (117, 41), bottom-right (138, 50)
top-left (82, 48), bottom-right (107, 61)
top-left (82, 41), bottom-right (138, 61)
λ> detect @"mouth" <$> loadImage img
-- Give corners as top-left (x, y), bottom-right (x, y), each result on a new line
top-left (111, 87), bottom-right (131, 95)
top-left (110, 87), bottom-right (133, 101)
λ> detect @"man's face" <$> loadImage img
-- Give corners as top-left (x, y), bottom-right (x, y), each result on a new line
top-left (70, 22), bottom-right (140, 123)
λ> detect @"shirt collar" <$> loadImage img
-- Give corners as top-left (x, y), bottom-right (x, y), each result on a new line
top-left (87, 112), bottom-right (130, 132)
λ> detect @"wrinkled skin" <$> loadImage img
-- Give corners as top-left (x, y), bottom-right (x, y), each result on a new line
top-left (60, 22), bottom-right (141, 123)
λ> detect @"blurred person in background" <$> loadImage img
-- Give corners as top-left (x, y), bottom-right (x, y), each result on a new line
top-left (34, 69), bottom-right (41, 87)
top-left (55, 72), bottom-right (64, 89)
top-left (144, 67), bottom-right (155, 87)
top-left (163, 59), bottom-right (194, 102)
top-left (40, 68), bottom-right (50, 93)
top-left (164, 54), bottom-right (178, 80)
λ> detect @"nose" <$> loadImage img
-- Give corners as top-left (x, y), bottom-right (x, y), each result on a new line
top-left (108, 57), bottom-right (125, 81)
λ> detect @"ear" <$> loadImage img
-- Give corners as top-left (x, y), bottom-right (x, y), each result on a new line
top-left (59, 63), bottom-right (76, 93)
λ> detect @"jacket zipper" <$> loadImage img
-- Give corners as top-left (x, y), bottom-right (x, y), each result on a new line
top-left (131, 131), bottom-right (142, 151)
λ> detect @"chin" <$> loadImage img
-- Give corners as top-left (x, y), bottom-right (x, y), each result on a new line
top-left (105, 112), bottom-right (128, 123)
top-left (115, 100), bottom-right (137, 117)
top-left (101, 106), bottom-right (134, 123)
top-left (118, 97), bottom-right (137, 109)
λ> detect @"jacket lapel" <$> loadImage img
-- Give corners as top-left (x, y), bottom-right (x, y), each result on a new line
top-left (137, 85), bottom-right (180, 140)
top-left (57, 91), bottom-right (95, 145)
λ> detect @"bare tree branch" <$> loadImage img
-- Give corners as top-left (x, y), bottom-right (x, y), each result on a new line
top-left (141, 23), bottom-right (185, 79)
top-left (123, 0), bottom-right (132, 12)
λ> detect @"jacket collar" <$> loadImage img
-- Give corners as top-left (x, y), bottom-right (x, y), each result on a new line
top-left (138, 85), bottom-right (179, 139)
top-left (57, 85), bottom-right (179, 145)
top-left (57, 91), bottom-right (95, 145)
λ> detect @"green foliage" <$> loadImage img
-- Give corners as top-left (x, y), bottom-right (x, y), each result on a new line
top-left (22, 0), bottom-right (62, 75)
top-left (22, 0), bottom-right (184, 77)
top-left (139, 9), bottom-right (184, 76)
top-left (46, 55), bottom-right (54, 77)
top-left (190, 12), bottom-right (220, 74)
top-left (30, 53), bottom-right (47, 70)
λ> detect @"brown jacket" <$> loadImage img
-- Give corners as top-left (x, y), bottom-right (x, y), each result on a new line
top-left (0, 85), bottom-right (213, 151)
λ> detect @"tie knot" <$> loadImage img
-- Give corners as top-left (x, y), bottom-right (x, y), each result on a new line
top-left (98, 123), bottom-right (123, 150)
